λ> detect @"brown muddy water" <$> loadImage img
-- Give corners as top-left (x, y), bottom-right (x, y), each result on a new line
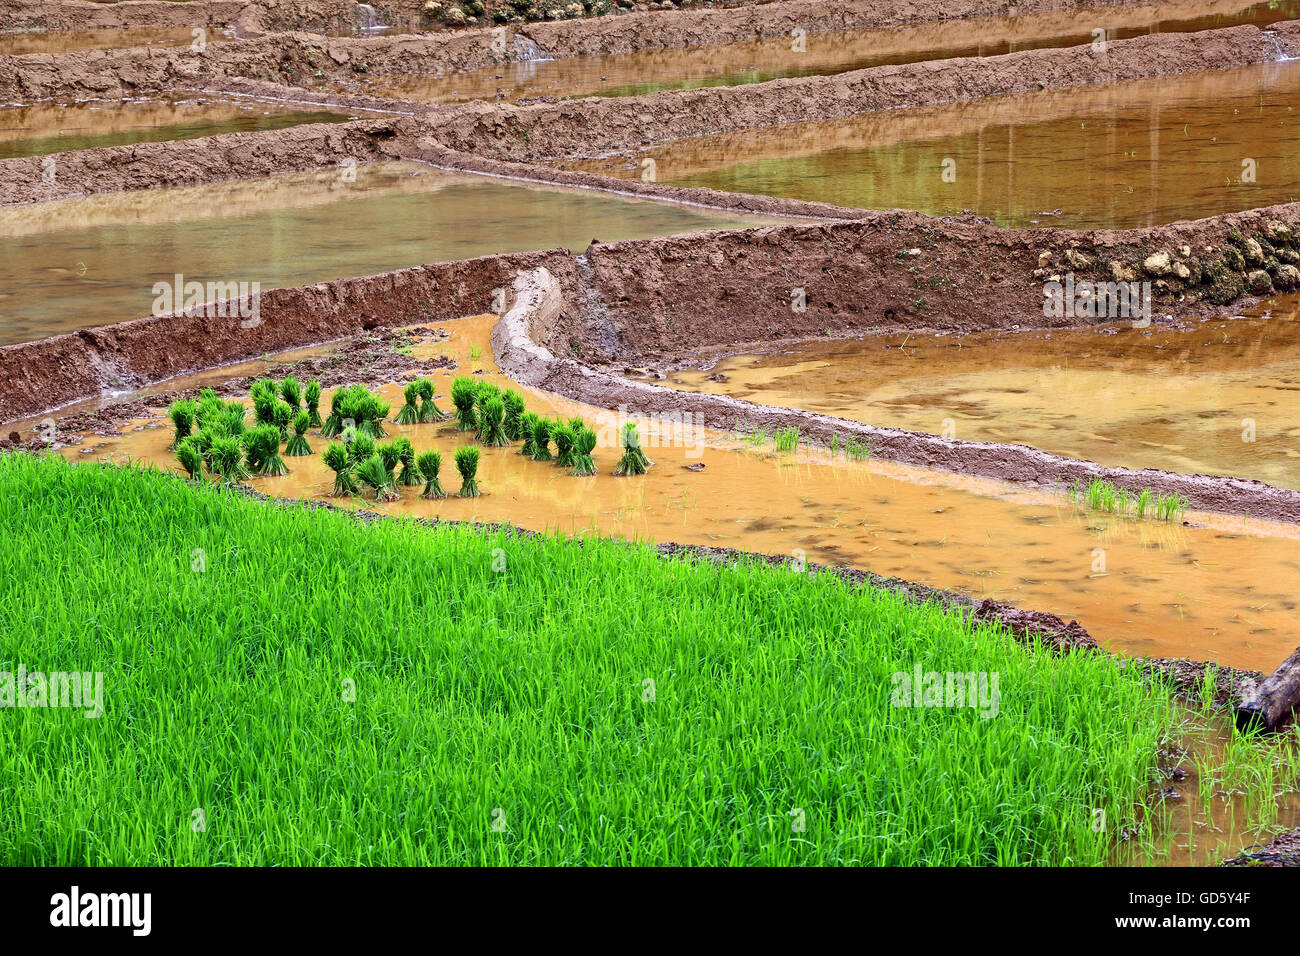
top-left (316, 0), bottom-right (1300, 105)
top-left (0, 161), bottom-right (781, 344)
top-left (574, 60), bottom-right (1300, 228)
top-left (51, 314), bottom-right (1300, 676)
top-left (0, 26), bottom-right (216, 56)
top-left (0, 95), bottom-right (348, 160)
top-left (662, 298), bottom-right (1300, 491)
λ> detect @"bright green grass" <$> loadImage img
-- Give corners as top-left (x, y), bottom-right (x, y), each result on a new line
top-left (0, 453), bottom-right (1178, 866)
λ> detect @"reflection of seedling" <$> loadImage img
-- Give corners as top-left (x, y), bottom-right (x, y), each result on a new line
top-left (417, 450), bottom-right (447, 499)
top-left (570, 425), bottom-right (597, 476)
top-left (395, 382), bottom-right (421, 425)
top-left (614, 422), bottom-right (653, 476)
top-left (323, 443), bottom-right (359, 497)
top-left (774, 426), bottom-right (800, 452)
top-left (285, 412), bottom-right (313, 457)
top-left (455, 446), bottom-right (482, 498)
top-left (470, 344), bottom-right (483, 360)
top-left (167, 400), bottom-right (196, 450)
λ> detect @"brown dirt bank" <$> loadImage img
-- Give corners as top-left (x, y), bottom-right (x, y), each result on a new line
top-left (0, 0), bottom-right (245, 32)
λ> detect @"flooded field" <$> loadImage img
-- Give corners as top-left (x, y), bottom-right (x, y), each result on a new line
top-left (0, 26), bottom-right (213, 56)
top-left (317, 0), bottom-right (1300, 105)
top-left (0, 161), bottom-right (779, 344)
top-left (0, 96), bottom-right (348, 160)
top-left (662, 301), bottom-right (1300, 490)
top-left (575, 60), bottom-right (1300, 227)
top-left (55, 314), bottom-right (1300, 676)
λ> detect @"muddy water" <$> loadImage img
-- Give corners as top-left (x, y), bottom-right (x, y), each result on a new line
top-left (0, 96), bottom-right (347, 160)
top-left (317, 0), bottom-right (1300, 105)
top-left (0, 161), bottom-right (780, 344)
top-left (0, 27), bottom-right (213, 56)
top-left (58, 313), bottom-right (1300, 675)
top-left (664, 301), bottom-right (1300, 491)
top-left (576, 60), bottom-right (1300, 228)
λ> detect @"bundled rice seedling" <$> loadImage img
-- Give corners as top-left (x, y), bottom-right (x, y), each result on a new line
top-left (570, 425), bottom-right (598, 476)
top-left (502, 389), bottom-right (527, 440)
top-left (395, 438), bottom-right (422, 487)
top-left (478, 396), bottom-right (510, 447)
top-left (207, 434), bottom-right (248, 481)
top-left (322, 442), bottom-right (359, 497)
top-left (376, 441), bottom-right (403, 482)
top-left (552, 422), bottom-right (577, 468)
top-left (321, 388), bottom-right (350, 438)
top-left (356, 394), bottom-right (390, 439)
top-left (774, 426), bottom-right (800, 452)
top-left (347, 431), bottom-right (375, 466)
top-left (166, 400), bottom-right (196, 449)
top-left (252, 387), bottom-right (277, 428)
top-left (455, 445), bottom-right (482, 497)
top-left (304, 380), bottom-right (323, 429)
top-left (194, 388), bottom-right (223, 427)
top-left (280, 377), bottom-right (301, 413)
top-left (614, 421), bottom-right (653, 476)
top-left (518, 411), bottom-right (541, 457)
top-left (175, 437), bottom-right (203, 480)
top-left (285, 411), bottom-right (313, 457)
top-left (222, 402), bottom-right (247, 438)
top-left (450, 377), bottom-right (479, 431)
top-left (417, 450), bottom-right (447, 499)
top-left (245, 425), bottom-right (289, 477)
top-left (394, 382), bottom-right (421, 425)
top-left (355, 453), bottom-right (398, 502)
top-left (272, 401), bottom-right (294, 440)
top-left (416, 378), bottom-right (449, 423)
top-left (529, 417), bottom-right (553, 462)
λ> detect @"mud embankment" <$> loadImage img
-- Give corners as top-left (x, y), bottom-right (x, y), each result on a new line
top-left (0, 0), bottom-right (245, 32)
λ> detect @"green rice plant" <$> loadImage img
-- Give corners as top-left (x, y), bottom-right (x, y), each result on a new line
top-left (846, 438), bottom-right (872, 461)
top-left (529, 417), bottom-right (553, 461)
top-left (774, 426), bottom-right (800, 453)
top-left (272, 400), bottom-right (293, 440)
top-left (395, 438), bottom-right (422, 487)
top-left (416, 378), bottom-right (448, 423)
top-left (347, 431), bottom-right (375, 466)
top-left (1071, 478), bottom-right (1186, 523)
top-left (502, 389), bottom-right (527, 440)
top-left (322, 442), bottom-right (359, 497)
top-left (245, 425), bottom-right (289, 477)
top-left (304, 380), bottom-right (323, 429)
top-left (478, 397), bottom-right (510, 447)
top-left (450, 377), bottom-right (479, 431)
top-left (394, 382), bottom-right (421, 426)
top-left (829, 431), bottom-right (844, 454)
top-left (192, 428), bottom-right (216, 464)
top-left (376, 441), bottom-right (402, 480)
top-left (321, 387), bottom-right (350, 438)
top-left (166, 400), bottom-right (196, 449)
top-left (354, 453), bottom-right (398, 502)
top-left (252, 389), bottom-right (277, 427)
top-left (454, 445), bottom-right (481, 497)
top-left (552, 422), bottom-right (577, 468)
top-left (175, 437), bottom-right (203, 480)
top-left (417, 450), bottom-right (446, 499)
top-left (570, 425), bottom-right (598, 476)
top-left (518, 411), bottom-right (541, 457)
top-left (207, 434), bottom-right (248, 481)
top-left (285, 411), bottom-right (313, 457)
top-left (280, 377), bottom-right (301, 413)
top-left (356, 394), bottom-right (389, 439)
top-left (614, 421), bottom-right (652, 476)
top-left (1136, 488), bottom-right (1154, 519)
top-left (739, 425), bottom-right (771, 446)
top-left (567, 415), bottom-right (586, 434)
top-left (221, 403), bottom-right (247, 438)
top-left (1157, 493), bottom-right (1187, 522)
top-left (194, 388), bottom-right (222, 426)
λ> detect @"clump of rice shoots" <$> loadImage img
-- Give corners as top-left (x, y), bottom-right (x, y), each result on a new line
top-left (518, 411), bottom-right (541, 456)
top-left (552, 422), bottom-right (577, 468)
top-left (417, 450), bottom-right (447, 499)
top-left (273, 400), bottom-right (293, 439)
top-left (176, 437), bottom-right (203, 480)
top-left (323, 442), bottom-right (359, 497)
top-left (450, 376), bottom-right (479, 431)
top-left (252, 388), bottom-right (277, 427)
top-left (167, 400), bottom-right (196, 449)
top-left (394, 382), bottom-right (421, 425)
top-left (321, 387), bottom-right (349, 438)
top-left (570, 425), bottom-right (598, 476)
top-left (355, 453), bottom-right (398, 502)
top-left (614, 421), bottom-right (653, 476)
top-left (246, 424), bottom-right (289, 477)
top-left (479, 396), bottom-right (510, 447)
top-left (208, 434), bottom-right (248, 482)
top-left (357, 394), bottom-right (390, 439)
top-left (347, 430), bottom-right (375, 466)
top-left (280, 376), bottom-right (301, 413)
top-left (416, 378), bottom-right (449, 422)
top-left (395, 437), bottom-right (423, 486)
top-left (194, 388), bottom-right (222, 426)
top-left (502, 389), bottom-right (527, 440)
top-left (529, 417), bottom-right (553, 461)
top-left (774, 426), bottom-right (800, 452)
top-left (222, 402), bottom-right (246, 438)
top-left (285, 411), bottom-right (313, 456)
top-left (455, 445), bottom-right (481, 497)
top-left (304, 380), bottom-right (323, 429)
top-left (376, 441), bottom-right (403, 481)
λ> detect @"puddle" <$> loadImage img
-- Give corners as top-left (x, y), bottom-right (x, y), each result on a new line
top-left (0, 95), bottom-right (349, 160)
top-left (574, 60), bottom-right (1300, 228)
top-left (0, 160), bottom-right (781, 344)
top-left (316, 0), bottom-right (1300, 105)
top-left (0, 27), bottom-right (215, 56)
top-left (56, 314), bottom-right (1300, 676)
top-left (663, 302), bottom-right (1300, 491)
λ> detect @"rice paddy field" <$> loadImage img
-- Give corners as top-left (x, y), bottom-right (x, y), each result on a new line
top-left (3, 0), bottom-right (1300, 901)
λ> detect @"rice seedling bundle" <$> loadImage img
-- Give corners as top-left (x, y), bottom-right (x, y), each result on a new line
top-left (416, 378), bottom-right (448, 423)
top-left (272, 401), bottom-right (293, 440)
top-left (252, 389), bottom-right (277, 428)
top-left (356, 394), bottom-right (390, 439)
top-left (417, 450), bottom-right (446, 499)
top-left (479, 397), bottom-right (510, 447)
top-left (502, 389), bottom-right (527, 440)
top-left (166, 400), bottom-right (196, 449)
top-left (552, 422), bottom-right (577, 467)
top-left (570, 425), bottom-right (598, 476)
top-left (207, 434), bottom-right (248, 481)
top-left (322, 442), bottom-right (359, 497)
top-left (395, 382), bottom-right (421, 426)
top-left (614, 422), bottom-right (653, 476)
top-left (518, 411), bottom-right (541, 457)
top-left (285, 412), bottom-right (313, 457)
top-left (455, 445), bottom-right (482, 497)
top-left (175, 437), bottom-right (203, 480)
top-left (355, 453), bottom-right (399, 502)
top-left (529, 417), bottom-right (553, 462)
top-left (395, 438), bottom-right (422, 486)
top-left (280, 377), bottom-right (301, 412)
top-left (450, 377), bottom-right (479, 432)
top-left (304, 380), bottom-right (323, 429)
top-left (347, 431), bottom-right (375, 466)
top-left (245, 425), bottom-right (289, 477)
top-left (321, 387), bottom-right (350, 438)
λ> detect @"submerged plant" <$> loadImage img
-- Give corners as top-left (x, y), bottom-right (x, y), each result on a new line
top-left (570, 425), bottom-right (597, 476)
top-left (175, 437), bottom-right (203, 480)
top-left (304, 380), bottom-right (323, 429)
top-left (246, 425), bottom-right (289, 477)
top-left (416, 378), bottom-right (448, 423)
top-left (208, 435), bottom-right (248, 482)
top-left (323, 442), bottom-right (359, 497)
top-left (455, 445), bottom-right (481, 498)
top-left (552, 422), bottom-right (577, 468)
top-left (479, 396), bottom-right (510, 447)
top-left (417, 450), bottom-right (446, 499)
top-left (395, 438), bottom-right (422, 486)
top-left (395, 382), bottom-right (421, 425)
top-left (167, 400), bottom-right (196, 449)
top-left (518, 411), bottom-right (541, 457)
top-left (614, 422), bottom-right (653, 476)
top-left (529, 417), bottom-right (553, 462)
top-left (502, 389), bottom-right (526, 441)
top-left (450, 377), bottom-right (479, 431)
top-left (355, 453), bottom-right (398, 502)
top-left (285, 411), bottom-right (313, 457)
top-left (280, 377), bottom-right (301, 413)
